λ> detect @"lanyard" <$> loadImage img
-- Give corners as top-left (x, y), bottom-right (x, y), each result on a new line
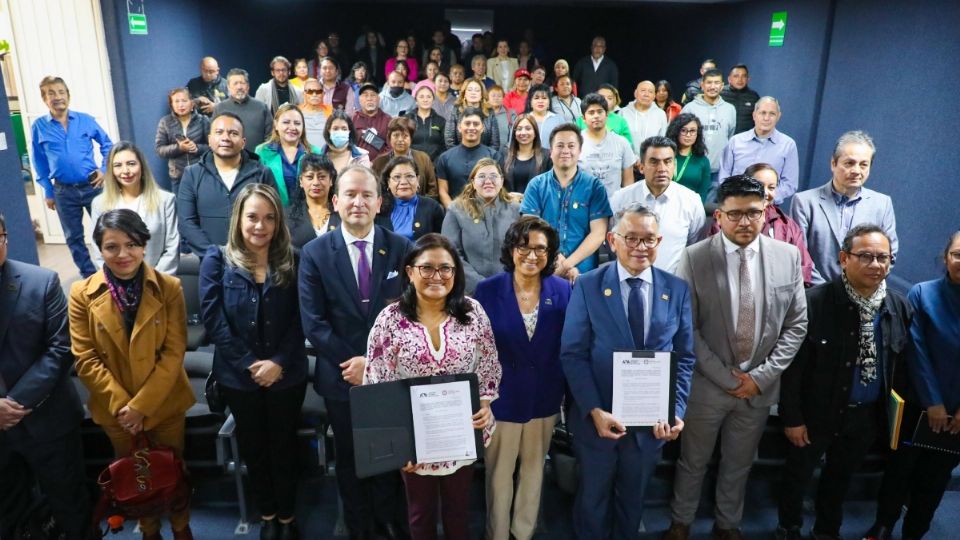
top-left (675, 154), bottom-right (692, 181)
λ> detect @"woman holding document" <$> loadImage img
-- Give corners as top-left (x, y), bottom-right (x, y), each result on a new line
top-left (862, 230), bottom-right (960, 540)
top-left (473, 216), bottom-right (571, 540)
top-left (364, 233), bottom-right (502, 540)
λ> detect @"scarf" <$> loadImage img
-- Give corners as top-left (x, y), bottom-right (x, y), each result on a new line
top-left (104, 264), bottom-right (144, 337)
top-left (841, 272), bottom-right (886, 385)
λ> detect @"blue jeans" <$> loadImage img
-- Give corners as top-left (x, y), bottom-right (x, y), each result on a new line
top-left (53, 182), bottom-right (101, 277)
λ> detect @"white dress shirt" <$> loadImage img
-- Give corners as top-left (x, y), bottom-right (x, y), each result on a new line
top-left (340, 225), bottom-right (375, 287)
top-left (720, 233), bottom-right (763, 368)
top-left (609, 181), bottom-right (705, 273)
top-left (616, 261), bottom-right (652, 341)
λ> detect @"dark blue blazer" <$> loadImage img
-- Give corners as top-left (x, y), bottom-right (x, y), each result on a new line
top-left (199, 246), bottom-right (306, 391)
top-left (299, 225), bottom-right (411, 400)
top-left (0, 260), bottom-right (83, 442)
top-left (474, 272), bottom-right (571, 423)
top-left (560, 262), bottom-right (696, 448)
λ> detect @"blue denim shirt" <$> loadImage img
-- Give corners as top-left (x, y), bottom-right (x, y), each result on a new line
top-left (31, 110), bottom-right (113, 199)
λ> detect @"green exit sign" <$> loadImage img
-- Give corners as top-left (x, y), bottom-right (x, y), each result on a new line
top-left (769, 11), bottom-right (787, 47)
top-left (128, 13), bottom-right (147, 35)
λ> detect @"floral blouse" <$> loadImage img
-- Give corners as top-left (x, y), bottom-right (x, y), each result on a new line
top-left (364, 298), bottom-right (502, 476)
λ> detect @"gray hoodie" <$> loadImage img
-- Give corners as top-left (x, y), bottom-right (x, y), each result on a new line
top-left (680, 95), bottom-right (736, 172)
top-left (379, 89), bottom-right (416, 117)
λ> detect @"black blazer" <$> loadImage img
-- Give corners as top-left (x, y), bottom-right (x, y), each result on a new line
top-left (571, 55), bottom-right (619, 95)
top-left (382, 196), bottom-right (445, 242)
top-left (0, 260), bottom-right (83, 443)
top-left (298, 226), bottom-right (412, 400)
top-left (780, 277), bottom-right (912, 436)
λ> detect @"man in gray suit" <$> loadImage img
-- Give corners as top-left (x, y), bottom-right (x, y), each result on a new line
top-left (662, 176), bottom-right (808, 540)
top-left (0, 214), bottom-right (90, 539)
top-left (788, 130), bottom-right (897, 285)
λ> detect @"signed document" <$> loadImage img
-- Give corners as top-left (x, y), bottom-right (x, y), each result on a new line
top-left (410, 380), bottom-right (478, 463)
top-left (611, 351), bottom-right (673, 426)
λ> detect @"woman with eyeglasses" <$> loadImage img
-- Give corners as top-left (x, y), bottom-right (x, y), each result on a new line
top-left (378, 156), bottom-right (445, 241)
top-left (299, 78), bottom-right (331, 149)
top-left (666, 113), bottom-right (711, 203)
top-left (364, 233), bottom-right (501, 540)
top-left (707, 163), bottom-right (814, 286)
top-left (473, 216), bottom-right (570, 540)
top-left (385, 39), bottom-right (420, 86)
top-left (441, 158), bottom-right (521, 294)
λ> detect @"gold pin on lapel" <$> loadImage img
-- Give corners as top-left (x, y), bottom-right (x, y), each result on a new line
top-left (661, 293), bottom-right (669, 301)
top-left (378, 249), bottom-right (387, 255)
top-left (604, 288), bottom-right (612, 297)
top-left (414, 222), bottom-right (421, 228)
top-left (572, 202), bottom-right (579, 209)
top-left (473, 218), bottom-right (480, 224)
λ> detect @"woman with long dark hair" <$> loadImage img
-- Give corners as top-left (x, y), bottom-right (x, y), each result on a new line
top-left (286, 153), bottom-right (337, 247)
top-left (655, 80), bottom-right (682, 123)
top-left (665, 113), bottom-right (711, 202)
top-left (364, 233), bottom-right (501, 540)
top-left (501, 114), bottom-right (551, 196)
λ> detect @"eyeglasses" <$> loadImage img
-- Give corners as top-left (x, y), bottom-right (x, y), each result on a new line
top-left (679, 128), bottom-right (698, 135)
top-left (389, 173), bottom-right (418, 183)
top-left (516, 245), bottom-right (548, 257)
top-left (411, 265), bottom-right (455, 279)
top-left (0, 233), bottom-right (7, 245)
top-left (614, 233), bottom-right (661, 249)
top-left (846, 252), bottom-right (892, 266)
top-left (949, 251), bottom-right (960, 262)
top-left (304, 89), bottom-right (323, 95)
top-left (720, 209), bottom-right (765, 222)
top-left (475, 174), bottom-right (501, 182)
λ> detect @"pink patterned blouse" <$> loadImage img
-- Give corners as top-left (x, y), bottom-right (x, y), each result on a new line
top-left (364, 298), bottom-right (502, 476)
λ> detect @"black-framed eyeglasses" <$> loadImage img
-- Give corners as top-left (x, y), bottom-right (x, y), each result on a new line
top-left (679, 128), bottom-right (698, 135)
top-left (613, 233), bottom-right (661, 249)
top-left (948, 251), bottom-right (960, 262)
top-left (411, 265), bottom-right (455, 279)
top-left (0, 233), bottom-right (7, 245)
top-left (516, 245), bottom-right (548, 257)
top-left (846, 251), bottom-right (892, 266)
top-left (719, 209), bottom-right (765, 222)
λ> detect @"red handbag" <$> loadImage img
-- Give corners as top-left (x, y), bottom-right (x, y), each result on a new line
top-left (91, 433), bottom-right (191, 536)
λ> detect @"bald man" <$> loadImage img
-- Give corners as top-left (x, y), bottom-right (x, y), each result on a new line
top-left (620, 80), bottom-right (668, 156)
top-left (186, 56), bottom-right (228, 115)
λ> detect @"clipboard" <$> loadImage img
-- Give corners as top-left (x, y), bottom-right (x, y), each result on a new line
top-left (349, 373), bottom-right (482, 478)
top-left (906, 411), bottom-right (960, 455)
top-left (613, 350), bottom-right (678, 431)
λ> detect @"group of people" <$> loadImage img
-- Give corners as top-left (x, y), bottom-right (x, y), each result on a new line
top-left (2, 26), bottom-right (956, 540)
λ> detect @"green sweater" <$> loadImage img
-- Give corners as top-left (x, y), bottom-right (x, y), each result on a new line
top-left (576, 113), bottom-right (634, 146)
top-left (674, 152), bottom-right (711, 203)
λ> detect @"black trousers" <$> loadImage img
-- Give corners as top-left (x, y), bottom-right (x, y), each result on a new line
top-left (326, 398), bottom-right (407, 535)
top-left (874, 442), bottom-right (960, 538)
top-left (0, 426), bottom-right (91, 540)
top-left (221, 382), bottom-right (307, 520)
top-left (778, 403), bottom-right (879, 535)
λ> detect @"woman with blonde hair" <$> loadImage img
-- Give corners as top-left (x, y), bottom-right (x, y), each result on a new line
top-left (199, 183), bottom-right (307, 540)
top-left (443, 78), bottom-right (500, 149)
top-left (91, 141), bottom-right (179, 274)
top-left (441, 158), bottom-right (520, 293)
top-left (256, 103), bottom-right (321, 207)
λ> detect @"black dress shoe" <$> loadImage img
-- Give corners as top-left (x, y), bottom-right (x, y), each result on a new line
top-left (375, 521), bottom-right (411, 540)
top-left (260, 519), bottom-right (279, 540)
top-left (279, 520), bottom-right (300, 540)
top-left (861, 523), bottom-right (892, 540)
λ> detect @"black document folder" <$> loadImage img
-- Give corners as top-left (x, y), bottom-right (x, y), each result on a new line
top-left (907, 411), bottom-right (960, 455)
top-left (349, 373), bottom-right (482, 478)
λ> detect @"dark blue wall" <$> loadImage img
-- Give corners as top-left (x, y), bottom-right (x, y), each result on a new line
top-left (0, 74), bottom-right (38, 264)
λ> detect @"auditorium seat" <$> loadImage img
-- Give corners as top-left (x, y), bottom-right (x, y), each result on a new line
top-left (177, 254), bottom-right (207, 351)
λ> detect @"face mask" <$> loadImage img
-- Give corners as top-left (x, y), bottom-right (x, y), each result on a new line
top-left (330, 131), bottom-right (350, 148)
top-left (388, 86), bottom-right (405, 98)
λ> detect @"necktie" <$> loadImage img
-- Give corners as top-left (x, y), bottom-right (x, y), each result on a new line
top-left (627, 277), bottom-right (646, 349)
top-left (354, 240), bottom-right (371, 312)
top-left (735, 248), bottom-right (756, 362)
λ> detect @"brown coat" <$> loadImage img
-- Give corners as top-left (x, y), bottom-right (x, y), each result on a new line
top-left (69, 265), bottom-right (194, 430)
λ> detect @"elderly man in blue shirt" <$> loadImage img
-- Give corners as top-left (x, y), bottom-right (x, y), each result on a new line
top-left (521, 122), bottom-right (611, 282)
top-left (717, 96), bottom-right (799, 204)
top-left (31, 76), bottom-right (113, 278)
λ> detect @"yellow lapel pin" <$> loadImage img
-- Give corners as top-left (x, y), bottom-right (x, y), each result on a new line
top-left (604, 288), bottom-right (612, 297)
top-left (378, 249), bottom-right (386, 255)
top-left (661, 294), bottom-right (669, 301)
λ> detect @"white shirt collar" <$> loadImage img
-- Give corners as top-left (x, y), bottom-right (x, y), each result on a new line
top-left (341, 223), bottom-right (375, 246)
top-left (720, 231), bottom-right (760, 255)
top-left (617, 260), bottom-right (653, 285)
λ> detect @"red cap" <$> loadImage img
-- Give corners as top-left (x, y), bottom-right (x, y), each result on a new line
top-left (513, 69), bottom-right (532, 79)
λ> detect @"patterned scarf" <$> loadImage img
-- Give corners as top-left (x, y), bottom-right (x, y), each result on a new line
top-left (104, 265), bottom-right (144, 336)
top-left (841, 272), bottom-right (886, 385)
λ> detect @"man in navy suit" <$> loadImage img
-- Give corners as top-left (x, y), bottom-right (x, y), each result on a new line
top-left (560, 203), bottom-right (696, 540)
top-left (299, 166), bottom-right (412, 540)
top-left (0, 214), bottom-right (90, 539)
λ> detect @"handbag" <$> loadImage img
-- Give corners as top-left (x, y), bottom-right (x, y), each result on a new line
top-left (90, 433), bottom-right (191, 536)
top-left (205, 371), bottom-right (226, 414)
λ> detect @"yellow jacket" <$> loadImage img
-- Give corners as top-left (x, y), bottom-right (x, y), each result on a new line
top-left (69, 264), bottom-right (194, 430)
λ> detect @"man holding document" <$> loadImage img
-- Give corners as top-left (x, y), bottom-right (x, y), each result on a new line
top-left (663, 175), bottom-right (807, 540)
top-left (560, 202), bottom-right (695, 540)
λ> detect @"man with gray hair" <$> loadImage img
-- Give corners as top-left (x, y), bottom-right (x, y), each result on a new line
top-left (788, 130), bottom-right (897, 285)
top-left (718, 96), bottom-right (799, 203)
top-left (610, 136), bottom-right (705, 273)
top-left (255, 55), bottom-right (303, 115)
top-left (214, 68), bottom-right (273, 152)
top-left (560, 201), bottom-right (695, 540)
